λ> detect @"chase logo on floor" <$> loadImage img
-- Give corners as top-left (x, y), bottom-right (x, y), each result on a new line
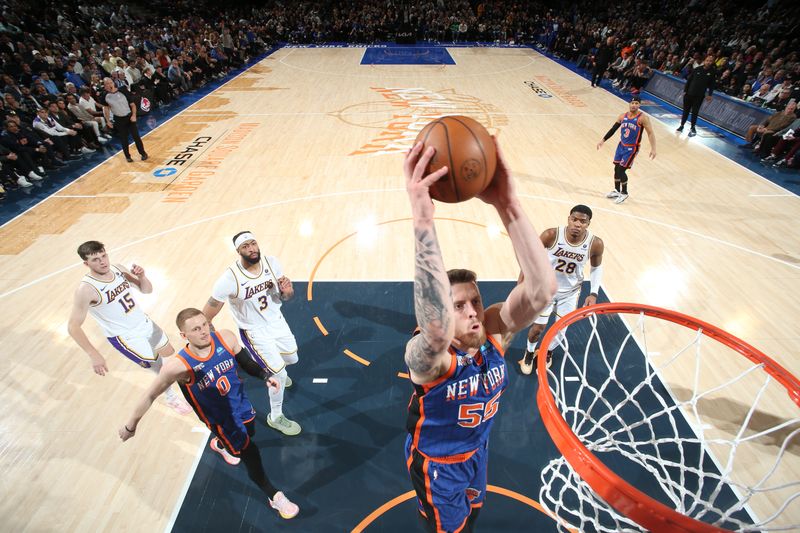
top-left (524, 80), bottom-right (553, 98)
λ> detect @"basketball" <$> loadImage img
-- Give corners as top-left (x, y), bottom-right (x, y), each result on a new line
top-left (414, 116), bottom-right (497, 203)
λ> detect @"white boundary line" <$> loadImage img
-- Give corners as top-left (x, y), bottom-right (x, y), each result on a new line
top-left (163, 427), bottom-right (210, 533)
top-left (0, 51), bottom-right (274, 231)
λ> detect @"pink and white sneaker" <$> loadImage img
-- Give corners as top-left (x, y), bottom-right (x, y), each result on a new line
top-left (269, 491), bottom-right (299, 519)
top-left (209, 437), bottom-right (241, 466)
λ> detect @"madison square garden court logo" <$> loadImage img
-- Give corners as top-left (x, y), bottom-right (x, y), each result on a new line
top-left (333, 87), bottom-right (509, 157)
top-left (524, 80), bottom-right (553, 98)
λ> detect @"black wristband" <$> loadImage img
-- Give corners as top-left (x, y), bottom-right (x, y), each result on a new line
top-left (125, 425), bottom-right (135, 433)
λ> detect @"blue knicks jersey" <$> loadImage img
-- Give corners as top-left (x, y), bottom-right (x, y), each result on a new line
top-left (618, 112), bottom-right (643, 147)
top-left (406, 336), bottom-right (507, 458)
top-left (176, 332), bottom-right (255, 428)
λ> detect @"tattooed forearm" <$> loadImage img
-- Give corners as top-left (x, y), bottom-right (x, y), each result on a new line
top-left (406, 225), bottom-right (453, 373)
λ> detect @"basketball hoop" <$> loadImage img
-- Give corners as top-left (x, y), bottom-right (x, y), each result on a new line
top-left (536, 303), bottom-right (800, 532)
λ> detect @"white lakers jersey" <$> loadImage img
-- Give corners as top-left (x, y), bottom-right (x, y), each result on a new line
top-left (211, 256), bottom-right (286, 332)
top-left (548, 226), bottom-right (594, 295)
top-left (82, 266), bottom-right (148, 337)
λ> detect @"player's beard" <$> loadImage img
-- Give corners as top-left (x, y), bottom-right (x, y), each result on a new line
top-left (458, 327), bottom-right (486, 351)
top-left (240, 251), bottom-right (261, 266)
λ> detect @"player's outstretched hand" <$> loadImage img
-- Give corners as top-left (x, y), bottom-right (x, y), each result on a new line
top-left (477, 136), bottom-right (516, 208)
top-left (91, 353), bottom-right (108, 376)
top-left (404, 142), bottom-right (448, 221)
top-left (583, 294), bottom-right (597, 307)
top-left (266, 377), bottom-right (281, 392)
top-left (596, 140), bottom-right (604, 150)
top-left (130, 264), bottom-right (145, 278)
top-left (118, 425), bottom-right (135, 442)
top-left (278, 276), bottom-right (292, 292)
top-left (649, 149), bottom-right (656, 160)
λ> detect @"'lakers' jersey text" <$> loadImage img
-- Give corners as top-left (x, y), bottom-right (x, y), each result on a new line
top-left (82, 266), bottom-right (147, 337)
top-left (548, 226), bottom-right (594, 296)
top-left (212, 256), bottom-right (286, 332)
top-left (406, 336), bottom-right (507, 459)
top-left (175, 332), bottom-right (255, 428)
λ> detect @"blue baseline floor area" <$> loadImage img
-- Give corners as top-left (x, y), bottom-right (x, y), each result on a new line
top-left (528, 43), bottom-right (800, 195)
top-left (361, 46), bottom-right (455, 65)
top-left (171, 281), bottom-right (749, 532)
top-left (0, 47), bottom-right (280, 226)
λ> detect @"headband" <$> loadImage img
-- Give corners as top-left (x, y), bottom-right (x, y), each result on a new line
top-left (233, 232), bottom-right (256, 249)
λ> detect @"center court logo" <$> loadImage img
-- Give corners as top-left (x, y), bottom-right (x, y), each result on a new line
top-left (524, 80), bottom-right (553, 98)
top-left (333, 87), bottom-right (508, 156)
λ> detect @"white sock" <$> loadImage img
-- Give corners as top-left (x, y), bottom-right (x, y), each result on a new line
top-left (269, 368), bottom-right (287, 420)
top-left (527, 340), bottom-right (538, 353)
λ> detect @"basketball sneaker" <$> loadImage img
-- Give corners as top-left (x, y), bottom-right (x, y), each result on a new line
top-left (284, 375), bottom-right (293, 388)
top-left (614, 193), bottom-right (629, 204)
top-left (269, 491), bottom-right (299, 519)
top-left (688, 127), bottom-right (697, 137)
top-left (267, 414), bottom-right (301, 436)
top-left (209, 437), bottom-right (241, 466)
top-left (519, 350), bottom-right (535, 375)
top-left (606, 190), bottom-right (620, 198)
top-left (676, 125), bottom-right (684, 133)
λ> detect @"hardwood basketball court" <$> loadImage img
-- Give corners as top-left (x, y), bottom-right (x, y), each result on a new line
top-left (0, 46), bottom-right (797, 531)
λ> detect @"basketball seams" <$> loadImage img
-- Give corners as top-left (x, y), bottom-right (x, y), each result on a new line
top-left (449, 116), bottom-right (490, 191)
top-left (438, 120), bottom-right (460, 202)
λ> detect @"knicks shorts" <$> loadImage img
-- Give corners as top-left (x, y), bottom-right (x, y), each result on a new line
top-left (107, 316), bottom-right (169, 368)
top-left (613, 143), bottom-right (640, 169)
top-left (534, 290), bottom-right (581, 325)
top-left (405, 436), bottom-right (488, 533)
top-left (212, 414), bottom-right (257, 455)
top-left (239, 322), bottom-right (297, 374)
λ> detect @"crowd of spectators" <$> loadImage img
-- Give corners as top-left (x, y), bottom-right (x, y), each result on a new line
top-left (1, 0), bottom-right (798, 201)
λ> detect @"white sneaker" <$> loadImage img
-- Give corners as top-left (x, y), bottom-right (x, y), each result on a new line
top-left (614, 193), bottom-right (629, 204)
top-left (98, 137), bottom-right (109, 144)
top-left (209, 437), bottom-right (241, 466)
top-left (519, 351), bottom-right (535, 375)
top-left (37, 166), bottom-right (45, 174)
top-left (267, 414), bottom-right (301, 436)
top-left (80, 146), bottom-right (96, 154)
top-left (269, 491), bottom-right (299, 519)
top-left (17, 176), bottom-right (33, 187)
top-left (606, 190), bottom-right (620, 198)
top-left (284, 375), bottom-right (293, 388)
top-left (27, 171), bottom-right (44, 181)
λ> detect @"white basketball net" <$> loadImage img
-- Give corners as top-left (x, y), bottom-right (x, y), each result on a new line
top-left (539, 310), bottom-right (800, 532)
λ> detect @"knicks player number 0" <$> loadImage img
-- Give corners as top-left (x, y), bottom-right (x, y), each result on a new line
top-left (457, 390), bottom-right (501, 428)
top-left (216, 376), bottom-right (231, 396)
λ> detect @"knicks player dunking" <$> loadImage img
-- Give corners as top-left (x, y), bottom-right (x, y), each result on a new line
top-left (517, 205), bottom-right (605, 374)
top-left (202, 231), bottom-right (301, 436)
top-left (68, 240), bottom-right (191, 414)
top-left (118, 308), bottom-right (299, 520)
top-left (596, 94), bottom-right (656, 204)
top-left (403, 140), bottom-right (555, 532)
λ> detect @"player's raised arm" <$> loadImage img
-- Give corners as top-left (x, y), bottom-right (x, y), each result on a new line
top-left (67, 283), bottom-right (108, 376)
top-left (404, 143), bottom-right (453, 384)
top-left (584, 237), bottom-right (606, 307)
top-left (119, 263), bottom-right (153, 294)
top-left (118, 356), bottom-right (188, 441)
top-left (481, 139), bottom-right (556, 335)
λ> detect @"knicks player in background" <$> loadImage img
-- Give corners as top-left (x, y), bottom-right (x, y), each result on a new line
top-left (403, 140), bottom-right (555, 532)
top-left (517, 205), bottom-right (605, 374)
top-left (202, 232), bottom-right (301, 436)
top-left (67, 240), bottom-right (191, 414)
top-left (596, 94), bottom-right (656, 204)
top-left (118, 308), bottom-right (299, 520)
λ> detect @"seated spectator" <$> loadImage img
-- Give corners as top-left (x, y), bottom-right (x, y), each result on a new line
top-left (738, 83), bottom-right (754, 100)
top-left (744, 100), bottom-right (797, 152)
top-left (747, 83), bottom-right (772, 107)
top-left (66, 94), bottom-right (111, 143)
top-left (167, 58), bottom-right (190, 92)
top-left (761, 117), bottom-right (800, 167)
top-left (32, 107), bottom-right (87, 159)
